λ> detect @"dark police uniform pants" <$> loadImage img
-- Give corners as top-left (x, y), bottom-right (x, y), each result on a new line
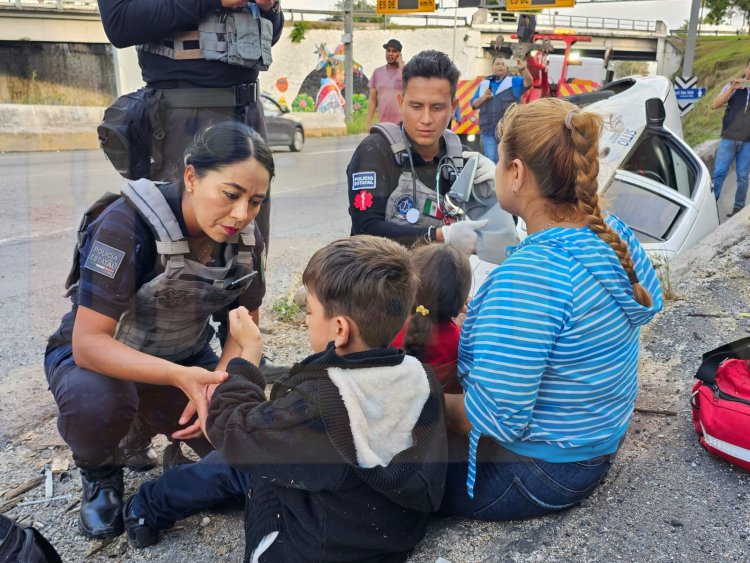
top-left (43, 343), bottom-right (216, 466)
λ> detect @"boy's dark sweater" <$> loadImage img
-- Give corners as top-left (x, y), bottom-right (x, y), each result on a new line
top-left (207, 344), bottom-right (448, 563)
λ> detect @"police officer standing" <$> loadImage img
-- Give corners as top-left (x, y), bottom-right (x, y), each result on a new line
top-left (97, 0), bottom-right (284, 243)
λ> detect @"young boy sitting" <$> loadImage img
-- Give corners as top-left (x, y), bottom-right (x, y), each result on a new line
top-left (122, 235), bottom-right (448, 562)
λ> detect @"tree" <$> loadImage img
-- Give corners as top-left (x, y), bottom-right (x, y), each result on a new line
top-left (335, 0), bottom-right (376, 9)
top-left (704, 0), bottom-right (750, 32)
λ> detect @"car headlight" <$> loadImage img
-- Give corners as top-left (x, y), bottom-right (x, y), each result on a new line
top-left (467, 134), bottom-right (476, 142)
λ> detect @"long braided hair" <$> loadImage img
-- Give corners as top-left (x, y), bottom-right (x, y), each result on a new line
top-left (497, 97), bottom-right (653, 307)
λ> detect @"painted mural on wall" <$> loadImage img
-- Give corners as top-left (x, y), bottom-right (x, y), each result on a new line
top-left (272, 43), bottom-right (370, 115)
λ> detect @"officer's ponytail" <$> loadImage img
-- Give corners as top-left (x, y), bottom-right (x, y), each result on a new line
top-left (177, 121), bottom-right (275, 193)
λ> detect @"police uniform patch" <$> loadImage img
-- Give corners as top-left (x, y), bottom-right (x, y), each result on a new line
top-left (423, 199), bottom-right (443, 219)
top-left (353, 190), bottom-right (373, 211)
top-left (352, 171), bottom-right (377, 191)
top-left (84, 240), bottom-right (126, 279)
top-left (393, 194), bottom-right (415, 220)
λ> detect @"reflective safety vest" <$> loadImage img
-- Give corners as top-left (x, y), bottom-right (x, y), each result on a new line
top-left (373, 123), bottom-right (465, 230)
top-left (138, 4), bottom-right (273, 71)
top-left (373, 123), bottom-right (518, 265)
top-left (66, 179), bottom-right (258, 362)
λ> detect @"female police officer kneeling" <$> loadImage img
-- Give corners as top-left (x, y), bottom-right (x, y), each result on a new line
top-left (43, 121), bottom-right (272, 539)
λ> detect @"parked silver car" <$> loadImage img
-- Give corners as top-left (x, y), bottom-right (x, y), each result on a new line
top-left (261, 93), bottom-right (305, 152)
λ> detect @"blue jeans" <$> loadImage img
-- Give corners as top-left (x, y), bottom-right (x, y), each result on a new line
top-left (480, 134), bottom-right (499, 164)
top-left (712, 138), bottom-right (750, 210)
top-left (439, 433), bottom-right (615, 521)
top-left (132, 451), bottom-right (250, 530)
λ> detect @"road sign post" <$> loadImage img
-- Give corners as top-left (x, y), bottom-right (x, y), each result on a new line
top-left (674, 75), bottom-right (705, 117)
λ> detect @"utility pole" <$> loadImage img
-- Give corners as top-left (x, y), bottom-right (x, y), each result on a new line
top-left (453, 1), bottom-right (459, 61)
top-left (682, 0), bottom-right (701, 78)
top-left (344, 0), bottom-right (354, 123)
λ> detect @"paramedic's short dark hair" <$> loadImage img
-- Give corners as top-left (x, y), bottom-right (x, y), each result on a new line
top-left (302, 236), bottom-right (417, 347)
top-left (402, 50), bottom-right (461, 98)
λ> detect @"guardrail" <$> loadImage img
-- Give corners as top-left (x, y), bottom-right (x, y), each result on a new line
top-left (0, 1), bottom-right (665, 35)
top-left (0, 0), bottom-right (98, 10)
top-left (496, 12), bottom-right (659, 33)
top-left (284, 8), bottom-right (471, 27)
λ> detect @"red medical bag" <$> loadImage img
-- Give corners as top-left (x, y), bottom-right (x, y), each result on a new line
top-left (691, 337), bottom-right (750, 472)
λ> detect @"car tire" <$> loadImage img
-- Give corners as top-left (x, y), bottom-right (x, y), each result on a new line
top-left (290, 128), bottom-right (304, 152)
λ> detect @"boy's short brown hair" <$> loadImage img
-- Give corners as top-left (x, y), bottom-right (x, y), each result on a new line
top-left (302, 235), bottom-right (417, 347)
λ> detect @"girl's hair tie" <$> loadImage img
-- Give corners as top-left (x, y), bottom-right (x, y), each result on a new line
top-left (565, 108), bottom-right (580, 130)
top-left (415, 305), bottom-right (430, 316)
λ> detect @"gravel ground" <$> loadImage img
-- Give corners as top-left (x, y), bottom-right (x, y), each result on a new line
top-left (2, 216), bottom-right (750, 562)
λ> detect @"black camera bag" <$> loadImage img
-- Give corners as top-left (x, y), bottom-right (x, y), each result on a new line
top-left (0, 514), bottom-right (62, 563)
top-left (97, 88), bottom-right (164, 180)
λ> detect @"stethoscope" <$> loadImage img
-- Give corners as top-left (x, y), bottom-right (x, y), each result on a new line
top-left (400, 125), bottom-right (464, 224)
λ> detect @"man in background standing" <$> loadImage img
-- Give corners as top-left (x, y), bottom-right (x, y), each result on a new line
top-left (471, 56), bottom-right (532, 163)
top-left (711, 59), bottom-right (750, 217)
top-left (366, 39), bottom-right (404, 129)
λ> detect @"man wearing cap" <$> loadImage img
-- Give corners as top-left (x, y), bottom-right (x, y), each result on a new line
top-left (366, 39), bottom-right (404, 129)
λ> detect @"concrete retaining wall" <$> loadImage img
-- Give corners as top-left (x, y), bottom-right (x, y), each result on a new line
top-left (0, 104), bottom-right (102, 152)
top-left (0, 103), bottom-right (345, 152)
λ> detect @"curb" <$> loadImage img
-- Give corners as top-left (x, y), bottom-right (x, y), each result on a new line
top-left (0, 104), bottom-right (102, 152)
top-left (0, 104), bottom-right (347, 152)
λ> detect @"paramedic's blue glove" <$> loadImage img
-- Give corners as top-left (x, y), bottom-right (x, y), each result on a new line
top-left (462, 151), bottom-right (495, 185)
top-left (443, 219), bottom-right (488, 254)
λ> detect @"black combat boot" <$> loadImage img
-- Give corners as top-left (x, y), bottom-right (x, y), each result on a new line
top-left (259, 354), bottom-right (290, 383)
top-left (77, 465), bottom-right (124, 539)
top-left (118, 417), bottom-right (158, 472)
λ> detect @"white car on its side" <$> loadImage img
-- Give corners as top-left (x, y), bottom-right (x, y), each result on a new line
top-left (587, 75), bottom-right (719, 262)
top-left (470, 75), bottom-right (719, 292)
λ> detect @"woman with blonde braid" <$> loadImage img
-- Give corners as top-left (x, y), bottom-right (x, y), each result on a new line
top-left (441, 97), bottom-right (663, 521)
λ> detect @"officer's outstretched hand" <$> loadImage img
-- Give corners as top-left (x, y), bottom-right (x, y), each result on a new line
top-left (443, 219), bottom-right (488, 254)
top-left (462, 150), bottom-right (496, 184)
top-left (171, 366), bottom-right (229, 441)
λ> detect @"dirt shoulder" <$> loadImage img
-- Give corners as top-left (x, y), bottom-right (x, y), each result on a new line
top-left (2, 219), bottom-right (750, 562)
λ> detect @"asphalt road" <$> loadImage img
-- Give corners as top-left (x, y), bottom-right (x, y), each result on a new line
top-left (0, 136), bottom-right (361, 373)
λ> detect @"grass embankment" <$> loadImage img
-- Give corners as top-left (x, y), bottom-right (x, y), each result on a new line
top-left (0, 74), bottom-right (112, 106)
top-left (682, 37), bottom-right (750, 147)
top-left (346, 112), bottom-right (369, 135)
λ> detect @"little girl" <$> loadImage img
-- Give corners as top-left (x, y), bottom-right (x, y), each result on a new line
top-left (392, 243), bottom-right (472, 393)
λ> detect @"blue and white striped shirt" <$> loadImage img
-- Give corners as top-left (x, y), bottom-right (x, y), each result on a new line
top-left (458, 214), bottom-right (663, 495)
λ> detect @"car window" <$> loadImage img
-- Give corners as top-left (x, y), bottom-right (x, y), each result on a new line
top-left (262, 97), bottom-right (281, 117)
top-left (603, 177), bottom-right (683, 243)
top-left (621, 133), bottom-right (697, 198)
